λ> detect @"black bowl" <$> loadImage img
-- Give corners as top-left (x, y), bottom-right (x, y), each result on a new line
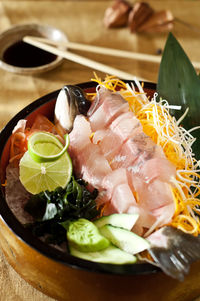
top-left (2, 81), bottom-right (196, 301)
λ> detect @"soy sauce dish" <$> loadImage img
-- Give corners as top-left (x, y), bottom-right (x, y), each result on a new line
top-left (0, 81), bottom-right (200, 301)
top-left (0, 24), bottom-right (67, 74)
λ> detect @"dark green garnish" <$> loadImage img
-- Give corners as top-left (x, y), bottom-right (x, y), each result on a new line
top-left (25, 177), bottom-right (100, 244)
top-left (157, 33), bottom-right (200, 158)
top-left (157, 32), bottom-right (200, 158)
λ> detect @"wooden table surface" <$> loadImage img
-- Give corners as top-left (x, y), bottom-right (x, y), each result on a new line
top-left (0, 1), bottom-right (200, 300)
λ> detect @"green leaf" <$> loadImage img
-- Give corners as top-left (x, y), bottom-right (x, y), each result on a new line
top-left (157, 32), bottom-right (200, 127)
top-left (157, 32), bottom-right (200, 158)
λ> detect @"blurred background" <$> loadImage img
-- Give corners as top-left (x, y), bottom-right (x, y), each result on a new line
top-left (0, 0), bottom-right (200, 300)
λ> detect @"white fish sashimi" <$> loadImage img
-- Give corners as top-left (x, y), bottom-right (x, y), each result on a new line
top-left (88, 88), bottom-right (129, 131)
top-left (92, 129), bottom-right (122, 161)
top-left (68, 89), bottom-right (176, 234)
top-left (69, 115), bottom-right (91, 151)
top-left (110, 111), bottom-right (141, 141)
top-left (111, 183), bottom-right (137, 213)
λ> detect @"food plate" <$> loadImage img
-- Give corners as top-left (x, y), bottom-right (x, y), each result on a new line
top-left (0, 81), bottom-right (200, 301)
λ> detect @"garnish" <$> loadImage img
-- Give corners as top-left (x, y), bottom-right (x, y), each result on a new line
top-left (25, 177), bottom-right (100, 244)
top-left (19, 132), bottom-right (72, 194)
top-left (28, 131), bottom-right (70, 163)
top-left (157, 32), bottom-right (200, 158)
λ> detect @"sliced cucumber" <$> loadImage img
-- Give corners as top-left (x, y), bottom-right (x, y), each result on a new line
top-left (67, 218), bottom-right (110, 252)
top-left (69, 244), bottom-right (137, 264)
top-left (100, 224), bottom-right (150, 255)
top-left (94, 213), bottom-right (139, 230)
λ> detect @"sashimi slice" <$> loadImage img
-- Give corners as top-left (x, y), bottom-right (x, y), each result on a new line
top-left (152, 203), bottom-right (175, 226)
top-left (102, 168), bottom-right (128, 198)
top-left (139, 156), bottom-right (176, 184)
top-left (110, 111), bottom-right (141, 141)
top-left (94, 129), bottom-right (123, 161)
top-left (111, 183), bottom-right (137, 213)
top-left (127, 206), bottom-right (157, 236)
top-left (88, 89), bottom-right (129, 131)
top-left (110, 130), bottom-right (157, 170)
top-left (131, 175), bottom-right (174, 212)
top-left (110, 138), bottom-right (144, 170)
top-left (70, 143), bottom-right (112, 190)
top-left (69, 115), bottom-right (92, 152)
top-left (95, 168), bottom-right (130, 207)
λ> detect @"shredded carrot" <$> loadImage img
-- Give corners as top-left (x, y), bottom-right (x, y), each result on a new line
top-left (89, 75), bottom-right (200, 236)
top-left (1, 180), bottom-right (7, 187)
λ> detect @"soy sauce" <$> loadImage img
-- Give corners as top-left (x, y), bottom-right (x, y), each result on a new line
top-left (3, 40), bottom-right (57, 68)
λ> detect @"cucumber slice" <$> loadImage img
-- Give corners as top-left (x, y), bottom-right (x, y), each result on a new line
top-left (69, 244), bottom-right (137, 264)
top-left (100, 224), bottom-right (150, 255)
top-left (94, 213), bottom-right (139, 230)
top-left (67, 218), bottom-right (110, 252)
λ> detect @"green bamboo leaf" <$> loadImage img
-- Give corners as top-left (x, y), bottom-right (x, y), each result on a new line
top-left (157, 32), bottom-right (200, 158)
top-left (157, 32), bottom-right (200, 127)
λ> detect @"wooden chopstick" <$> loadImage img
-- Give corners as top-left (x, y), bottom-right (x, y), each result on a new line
top-left (24, 35), bottom-right (200, 70)
top-left (23, 36), bottom-right (146, 81)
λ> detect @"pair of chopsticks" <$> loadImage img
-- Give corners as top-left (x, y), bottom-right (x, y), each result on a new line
top-left (23, 36), bottom-right (200, 81)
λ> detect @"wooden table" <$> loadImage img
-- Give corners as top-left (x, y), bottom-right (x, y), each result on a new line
top-left (0, 1), bottom-right (200, 300)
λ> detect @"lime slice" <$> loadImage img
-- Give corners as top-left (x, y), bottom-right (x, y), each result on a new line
top-left (28, 132), bottom-right (70, 163)
top-left (19, 150), bottom-right (72, 194)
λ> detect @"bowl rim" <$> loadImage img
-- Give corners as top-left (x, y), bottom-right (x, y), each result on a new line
top-left (0, 80), bottom-right (160, 276)
top-left (0, 23), bottom-right (67, 75)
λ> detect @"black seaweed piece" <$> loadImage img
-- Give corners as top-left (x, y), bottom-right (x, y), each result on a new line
top-left (24, 177), bottom-right (100, 244)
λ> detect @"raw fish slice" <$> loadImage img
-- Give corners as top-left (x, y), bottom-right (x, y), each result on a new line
top-left (87, 87), bottom-right (109, 116)
top-left (138, 156), bottom-right (176, 184)
top-left (111, 183), bottom-right (137, 213)
top-left (100, 183), bottom-right (137, 216)
top-left (31, 114), bottom-right (58, 135)
top-left (127, 206), bottom-right (156, 236)
top-left (110, 130), bottom-right (157, 169)
top-left (110, 137), bottom-right (149, 170)
top-left (70, 143), bottom-right (112, 190)
top-left (92, 129), bottom-right (122, 161)
top-left (110, 111), bottom-right (141, 141)
top-left (92, 129), bottom-right (107, 145)
top-left (102, 168), bottom-right (128, 198)
top-left (152, 203), bottom-right (175, 226)
top-left (69, 115), bottom-right (92, 152)
top-left (88, 89), bottom-right (129, 131)
top-left (95, 168), bottom-right (128, 207)
top-left (131, 176), bottom-right (174, 212)
top-left (128, 206), bottom-right (157, 229)
top-left (102, 201), bottom-right (118, 216)
top-left (147, 226), bottom-right (200, 280)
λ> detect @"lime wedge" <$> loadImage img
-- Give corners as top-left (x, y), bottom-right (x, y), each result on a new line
top-left (19, 149), bottom-right (72, 194)
top-left (28, 132), bottom-right (70, 163)
top-left (20, 131), bottom-right (72, 194)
